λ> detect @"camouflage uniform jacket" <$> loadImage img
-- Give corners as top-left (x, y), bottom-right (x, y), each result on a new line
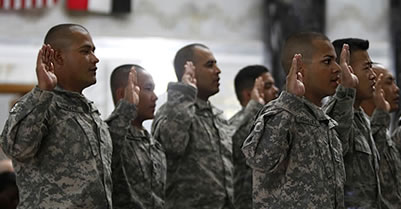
top-left (152, 82), bottom-right (234, 209)
top-left (370, 109), bottom-right (401, 209)
top-left (0, 86), bottom-right (118, 209)
top-left (391, 118), bottom-right (401, 153)
top-left (324, 87), bottom-right (381, 209)
top-left (242, 90), bottom-right (346, 209)
top-left (106, 101), bottom-right (167, 209)
top-left (229, 100), bottom-right (263, 209)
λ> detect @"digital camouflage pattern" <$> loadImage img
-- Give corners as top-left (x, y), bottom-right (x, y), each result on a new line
top-left (229, 100), bottom-right (263, 209)
top-left (106, 100), bottom-right (167, 209)
top-left (242, 90), bottom-right (346, 209)
top-left (0, 86), bottom-right (115, 209)
top-left (391, 119), bottom-right (401, 154)
top-left (152, 82), bottom-right (234, 209)
top-left (324, 86), bottom-right (381, 209)
top-left (370, 109), bottom-right (401, 209)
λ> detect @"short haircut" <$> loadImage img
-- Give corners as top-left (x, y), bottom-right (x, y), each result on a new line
top-left (44, 23), bottom-right (88, 50)
top-left (332, 38), bottom-right (369, 62)
top-left (110, 64), bottom-right (144, 104)
top-left (281, 31), bottom-right (330, 74)
top-left (234, 65), bottom-right (269, 102)
top-left (173, 43), bottom-right (209, 81)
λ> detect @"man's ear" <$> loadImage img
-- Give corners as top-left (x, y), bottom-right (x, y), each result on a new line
top-left (53, 49), bottom-right (63, 66)
top-left (115, 87), bottom-right (125, 102)
top-left (240, 89), bottom-right (252, 106)
top-left (299, 60), bottom-right (306, 76)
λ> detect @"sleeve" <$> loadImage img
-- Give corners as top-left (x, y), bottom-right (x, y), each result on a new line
top-left (391, 124), bottom-right (401, 153)
top-left (0, 87), bottom-right (53, 161)
top-left (323, 85), bottom-right (356, 154)
top-left (370, 109), bottom-right (391, 150)
top-left (105, 99), bottom-right (137, 142)
top-left (230, 100), bottom-right (264, 165)
top-left (229, 99), bottom-right (264, 130)
top-left (241, 91), bottom-right (294, 172)
top-left (151, 82), bottom-right (197, 158)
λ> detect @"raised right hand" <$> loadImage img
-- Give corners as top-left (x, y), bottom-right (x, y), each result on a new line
top-left (339, 44), bottom-right (359, 88)
top-left (36, 44), bottom-right (57, 91)
top-left (124, 67), bottom-right (141, 106)
top-left (286, 54), bottom-right (305, 97)
top-left (250, 76), bottom-right (265, 105)
top-left (181, 61), bottom-right (197, 89)
top-left (373, 73), bottom-right (390, 112)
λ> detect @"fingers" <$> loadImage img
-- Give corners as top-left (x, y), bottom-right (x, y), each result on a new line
top-left (129, 66), bottom-right (138, 86)
top-left (37, 45), bottom-right (45, 66)
top-left (38, 44), bottom-right (55, 71)
top-left (340, 44), bottom-right (350, 67)
top-left (288, 54), bottom-right (302, 76)
top-left (182, 61), bottom-right (197, 87)
top-left (184, 61), bottom-right (196, 78)
top-left (254, 76), bottom-right (264, 89)
top-left (375, 73), bottom-right (384, 91)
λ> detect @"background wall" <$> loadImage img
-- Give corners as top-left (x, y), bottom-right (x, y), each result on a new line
top-left (0, 0), bottom-right (393, 133)
top-left (0, 0), bottom-right (265, 132)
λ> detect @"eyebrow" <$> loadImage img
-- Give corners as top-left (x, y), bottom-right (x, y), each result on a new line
top-left (323, 55), bottom-right (336, 59)
top-left (79, 44), bottom-right (95, 51)
top-left (204, 59), bottom-right (217, 65)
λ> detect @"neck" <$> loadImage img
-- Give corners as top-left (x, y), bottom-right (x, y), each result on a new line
top-left (354, 98), bottom-right (362, 109)
top-left (197, 94), bottom-right (209, 102)
top-left (57, 82), bottom-right (84, 94)
top-left (132, 119), bottom-right (144, 130)
top-left (360, 99), bottom-right (375, 116)
top-left (304, 94), bottom-right (322, 107)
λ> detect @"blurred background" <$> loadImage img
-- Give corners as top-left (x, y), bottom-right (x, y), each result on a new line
top-left (0, 0), bottom-right (397, 132)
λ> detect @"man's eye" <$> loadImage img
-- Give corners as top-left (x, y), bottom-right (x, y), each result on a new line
top-left (323, 59), bottom-right (331, 65)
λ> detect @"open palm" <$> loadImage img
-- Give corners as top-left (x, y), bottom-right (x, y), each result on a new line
top-left (286, 54), bottom-right (305, 97)
top-left (36, 44), bottom-right (57, 91)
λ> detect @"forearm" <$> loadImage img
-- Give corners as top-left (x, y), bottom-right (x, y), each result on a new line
top-left (152, 82), bottom-right (197, 156)
top-left (323, 85), bottom-right (356, 153)
top-left (106, 100), bottom-right (137, 139)
top-left (242, 92), bottom-right (294, 171)
top-left (371, 109), bottom-right (390, 146)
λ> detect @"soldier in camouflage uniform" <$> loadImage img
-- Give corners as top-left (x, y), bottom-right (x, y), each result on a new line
top-left (106, 64), bottom-right (166, 209)
top-left (326, 38), bottom-right (382, 208)
top-left (360, 65), bottom-right (401, 209)
top-left (242, 32), bottom-right (358, 209)
top-left (229, 65), bottom-right (278, 209)
top-left (0, 24), bottom-right (136, 209)
top-left (152, 44), bottom-right (245, 209)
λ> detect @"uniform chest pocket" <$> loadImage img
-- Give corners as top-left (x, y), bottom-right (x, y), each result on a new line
top-left (354, 135), bottom-right (372, 155)
top-left (75, 116), bottom-right (99, 157)
top-left (124, 137), bottom-right (149, 184)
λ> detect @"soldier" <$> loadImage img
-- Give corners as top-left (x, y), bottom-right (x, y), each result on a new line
top-left (0, 24), bottom-right (136, 208)
top-left (361, 64), bottom-right (401, 209)
top-left (242, 32), bottom-right (358, 209)
top-left (152, 43), bottom-right (258, 209)
top-left (329, 38), bottom-right (381, 208)
top-left (230, 65), bottom-right (278, 209)
top-left (106, 64), bottom-right (166, 209)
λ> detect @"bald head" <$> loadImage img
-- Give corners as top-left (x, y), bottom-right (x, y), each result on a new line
top-left (110, 64), bottom-right (145, 104)
top-left (281, 32), bottom-right (330, 74)
top-left (44, 24), bottom-right (89, 50)
top-left (373, 64), bottom-right (399, 112)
